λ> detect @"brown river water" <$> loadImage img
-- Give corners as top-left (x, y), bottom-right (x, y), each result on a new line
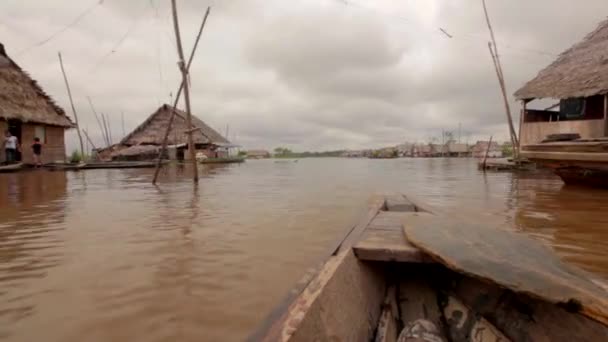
top-left (1, 158), bottom-right (608, 341)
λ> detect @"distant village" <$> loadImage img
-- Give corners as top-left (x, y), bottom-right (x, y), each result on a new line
top-left (243, 140), bottom-right (511, 159)
top-left (343, 140), bottom-right (512, 159)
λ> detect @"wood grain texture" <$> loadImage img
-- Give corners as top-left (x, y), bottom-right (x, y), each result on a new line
top-left (249, 195), bottom-right (387, 342)
top-left (354, 229), bottom-right (427, 263)
top-left (403, 215), bottom-right (608, 326)
top-left (375, 286), bottom-right (399, 342)
top-left (520, 120), bottom-right (604, 146)
top-left (521, 150), bottom-right (608, 162)
top-left (452, 277), bottom-right (608, 342)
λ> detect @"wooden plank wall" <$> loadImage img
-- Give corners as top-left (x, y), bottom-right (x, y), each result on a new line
top-left (20, 124), bottom-right (66, 164)
top-left (520, 119), bottom-right (605, 145)
top-left (0, 120), bottom-right (6, 162)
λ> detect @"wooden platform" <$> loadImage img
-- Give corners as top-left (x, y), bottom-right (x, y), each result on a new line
top-left (478, 158), bottom-right (534, 171)
top-left (0, 163), bottom-right (24, 173)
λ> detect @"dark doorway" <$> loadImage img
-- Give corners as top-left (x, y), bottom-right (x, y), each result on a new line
top-left (7, 119), bottom-right (22, 161)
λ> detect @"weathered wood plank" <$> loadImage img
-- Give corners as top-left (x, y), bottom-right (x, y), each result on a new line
top-left (453, 277), bottom-right (608, 342)
top-left (287, 250), bottom-right (386, 342)
top-left (385, 193), bottom-right (417, 212)
top-left (249, 195), bottom-right (387, 342)
top-left (521, 150), bottom-right (608, 162)
top-left (375, 286), bottom-right (399, 342)
top-left (368, 212), bottom-right (410, 231)
top-left (403, 215), bottom-right (608, 326)
top-left (354, 229), bottom-right (427, 263)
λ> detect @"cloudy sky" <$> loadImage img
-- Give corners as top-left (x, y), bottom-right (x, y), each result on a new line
top-left (1, 0), bottom-right (607, 152)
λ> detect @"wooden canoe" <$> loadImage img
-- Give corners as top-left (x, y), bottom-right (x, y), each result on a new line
top-left (0, 162), bottom-right (24, 173)
top-left (249, 194), bottom-right (608, 342)
top-left (200, 157), bottom-right (245, 164)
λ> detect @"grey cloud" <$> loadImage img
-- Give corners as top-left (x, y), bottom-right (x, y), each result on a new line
top-left (1, 0), bottom-right (608, 152)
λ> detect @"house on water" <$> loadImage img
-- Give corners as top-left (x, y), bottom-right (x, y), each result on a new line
top-left (104, 104), bottom-right (230, 161)
top-left (0, 43), bottom-right (73, 164)
top-left (514, 19), bottom-right (608, 145)
top-left (514, 19), bottom-right (608, 185)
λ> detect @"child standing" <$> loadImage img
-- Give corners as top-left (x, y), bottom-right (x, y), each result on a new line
top-left (32, 137), bottom-right (42, 167)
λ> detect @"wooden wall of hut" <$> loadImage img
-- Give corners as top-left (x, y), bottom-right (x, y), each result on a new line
top-left (520, 119), bottom-right (604, 145)
top-left (0, 120), bottom-right (66, 164)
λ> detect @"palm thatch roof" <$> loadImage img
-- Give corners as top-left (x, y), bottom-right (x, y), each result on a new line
top-left (0, 43), bottom-right (73, 127)
top-left (120, 104), bottom-right (230, 146)
top-left (514, 19), bottom-right (608, 100)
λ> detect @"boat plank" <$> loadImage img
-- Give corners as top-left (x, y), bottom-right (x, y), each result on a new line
top-left (249, 195), bottom-right (387, 342)
top-left (403, 215), bottom-right (608, 326)
top-left (368, 212), bottom-right (409, 231)
top-left (521, 151), bottom-right (608, 162)
top-left (453, 277), bottom-right (608, 342)
top-left (385, 193), bottom-right (417, 212)
top-left (354, 229), bottom-right (427, 263)
top-left (375, 286), bottom-right (398, 342)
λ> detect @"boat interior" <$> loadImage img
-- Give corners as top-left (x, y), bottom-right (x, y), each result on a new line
top-left (249, 194), bottom-right (608, 342)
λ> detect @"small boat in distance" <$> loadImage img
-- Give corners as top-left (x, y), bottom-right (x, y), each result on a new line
top-left (199, 156), bottom-right (245, 164)
top-left (249, 194), bottom-right (608, 342)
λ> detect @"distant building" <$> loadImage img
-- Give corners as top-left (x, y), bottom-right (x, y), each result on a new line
top-left (0, 43), bottom-right (74, 164)
top-left (472, 141), bottom-right (502, 158)
top-left (446, 143), bottom-right (471, 157)
top-left (99, 104), bottom-right (230, 161)
top-left (246, 150), bottom-right (271, 159)
top-left (396, 143), bottom-right (414, 157)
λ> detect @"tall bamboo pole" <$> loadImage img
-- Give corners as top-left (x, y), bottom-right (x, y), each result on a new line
top-left (482, 136), bottom-right (493, 170)
top-left (100, 112), bottom-right (110, 146)
top-left (171, 0), bottom-right (198, 183)
top-left (482, 0), bottom-right (519, 157)
top-left (82, 129), bottom-right (98, 151)
top-left (105, 113), bottom-right (113, 145)
top-left (58, 52), bottom-right (85, 160)
top-left (121, 111), bottom-right (126, 138)
top-left (487, 42), bottom-right (518, 157)
top-left (87, 96), bottom-right (108, 146)
top-left (152, 6), bottom-right (211, 184)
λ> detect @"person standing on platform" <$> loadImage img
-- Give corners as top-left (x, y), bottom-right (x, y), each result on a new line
top-left (3, 130), bottom-right (18, 164)
top-left (32, 137), bottom-right (42, 167)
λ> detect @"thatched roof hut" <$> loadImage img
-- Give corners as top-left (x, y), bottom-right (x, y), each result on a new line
top-left (0, 43), bottom-right (73, 127)
top-left (120, 104), bottom-right (229, 146)
top-left (515, 19), bottom-right (608, 100)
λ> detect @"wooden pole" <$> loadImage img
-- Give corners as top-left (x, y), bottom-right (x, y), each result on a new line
top-left (105, 113), bottom-right (113, 145)
top-left (518, 100), bottom-right (526, 161)
top-left (482, 136), bottom-right (493, 170)
top-left (100, 112), bottom-right (110, 147)
top-left (171, 0), bottom-right (198, 183)
top-left (487, 42), bottom-right (518, 156)
top-left (87, 96), bottom-right (108, 146)
top-left (58, 52), bottom-right (85, 160)
top-left (152, 6), bottom-right (210, 184)
top-left (82, 129), bottom-right (98, 151)
top-left (482, 0), bottom-right (519, 155)
top-left (121, 111), bottom-right (126, 138)
top-left (604, 94), bottom-right (608, 136)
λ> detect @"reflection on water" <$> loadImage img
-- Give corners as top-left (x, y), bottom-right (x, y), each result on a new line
top-left (0, 159), bottom-right (607, 341)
